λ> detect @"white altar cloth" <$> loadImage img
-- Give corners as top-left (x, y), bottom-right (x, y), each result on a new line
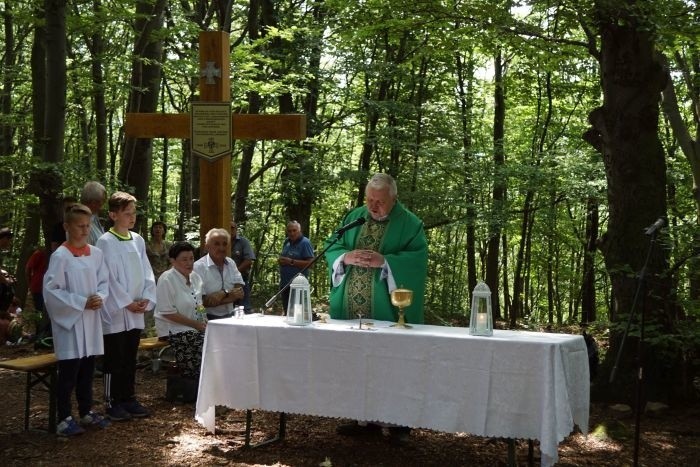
top-left (195, 315), bottom-right (589, 466)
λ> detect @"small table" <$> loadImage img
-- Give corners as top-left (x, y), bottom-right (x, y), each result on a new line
top-left (195, 315), bottom-right (589, 466)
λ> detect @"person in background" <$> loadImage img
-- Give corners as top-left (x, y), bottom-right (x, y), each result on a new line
top-left (324, 172), bottom-right (428, 445)
top-left (277, 221), bottom-right (314, 312)
top-left (154, 242), bottom-right (206, 380)
top-left (194, 228), bottom-right (244, 320)
top-left (146, 221), bottom-right (171, 282)
top-left (51, 196), bottom-right (78, 252)
top-left (0, 227), bottom-right (12, 270)
top-left (145, 221), bottom-right (171, 334)
top-left (230, 220), bottom-right (255, 311)
top-left (97, 192), bottom-right (156, 421)
top-left (0, 227), bottom-right (14, 314)
top-left (43, 203), bottom-right (111, 436)
top-left (80, 181), bottom-right (107, 246)
top-left (26, 246), bottom-right (49, 341)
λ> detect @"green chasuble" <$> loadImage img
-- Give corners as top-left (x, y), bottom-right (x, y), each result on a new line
top-left (324, 202), bottom-right (428, 324)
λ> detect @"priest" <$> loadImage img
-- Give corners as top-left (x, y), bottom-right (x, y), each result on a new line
top-left (325, 172), bottom-right (428, 324)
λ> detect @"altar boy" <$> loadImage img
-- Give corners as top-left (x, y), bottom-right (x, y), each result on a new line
top-left (44, 203), bottom-right (111, 436)
top-left (97, 191), bottom-right (156, 421)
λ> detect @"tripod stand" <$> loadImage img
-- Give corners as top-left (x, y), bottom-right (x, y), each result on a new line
top-left (609, 220), bottom-right (663, 466)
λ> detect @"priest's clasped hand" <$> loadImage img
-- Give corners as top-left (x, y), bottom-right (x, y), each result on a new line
top-left (345, 249), bottom-right (384, 268)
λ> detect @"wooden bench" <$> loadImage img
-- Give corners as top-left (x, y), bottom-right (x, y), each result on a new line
top-left (138, 337), bottom-right (169, 372)
top-left (0, 353), bottom-right (58, 432)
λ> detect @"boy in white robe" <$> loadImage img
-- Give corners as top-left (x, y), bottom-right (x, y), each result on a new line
top-left (97, 192), bottom-right (156, 420)
top-left (43, 203), bottom-right (111, 436)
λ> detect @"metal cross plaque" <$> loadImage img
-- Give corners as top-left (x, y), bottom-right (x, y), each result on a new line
top-left (191, 102), bottom-right (232, 161)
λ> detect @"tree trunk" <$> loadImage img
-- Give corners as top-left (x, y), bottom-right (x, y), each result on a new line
top-left (456, 49), bottom-right (477, 295)
top-left (659, 52), bottom-right (700, 300)
top-left (90, 0), bottom-right (107, 174)
top-left (581, 196), bottom-right (599, 323)
top-left (485, 50), bottom-right (506, 321)
top-left (119, 0), bottom-right (166, 231)
top-left (28, 3), bottom-right (55, 252)
top-left (36, 0), bottom-right (66, 247)
top-left (0, 3), bottom-right (14, 210)
top-left (583, 3), bottom-right (674, 400)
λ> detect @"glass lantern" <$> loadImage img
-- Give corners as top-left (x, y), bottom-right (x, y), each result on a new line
top-left (286, 275), bottom-right (313, 326)
top-left (469, 281), bottom-right (493, 336)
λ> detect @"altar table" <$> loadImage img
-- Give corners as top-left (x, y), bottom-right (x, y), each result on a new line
top-left (195, 315), bottom-right (589, 466)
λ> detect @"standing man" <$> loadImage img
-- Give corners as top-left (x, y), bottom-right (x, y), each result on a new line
top-left (81, 181), bottom-right (107, 246)
top-left (230, 220), bottom-right (256, 311)
top-left (324, 172), bottom-right (428, 444)
top-left (278, 221), bottom-right (314, 312)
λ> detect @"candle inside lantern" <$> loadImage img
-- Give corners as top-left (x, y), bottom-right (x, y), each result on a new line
top-left (294, 304), bottom-right (303, 324)
top-left (477, 312), bottom-right (487, 331)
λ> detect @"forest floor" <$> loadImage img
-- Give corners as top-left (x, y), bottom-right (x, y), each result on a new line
top-left (1, 341), bottom-right (699, 466)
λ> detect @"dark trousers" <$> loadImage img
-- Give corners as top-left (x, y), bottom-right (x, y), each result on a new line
top-left (103, 328), bottom-right (141, 406)
top-left (33, 292), bottom-right (51, 338)
top-left (57, 356), bottom-right (95, 421)
top-left (281, 288), bottom-right (290, 313)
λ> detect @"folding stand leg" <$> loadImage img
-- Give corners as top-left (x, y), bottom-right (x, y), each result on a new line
top-left (244, 410), bottom-right (286, 448)
top-left (24, 372), bottom-right (31, 431)
top-left (507, 439), bottom-right (516, 467)
top-left (24, 369), bottom-right (57, 432)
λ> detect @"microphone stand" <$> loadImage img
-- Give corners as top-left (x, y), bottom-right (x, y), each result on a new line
top-left (609, 228), bottom-right (659, 467)
top-left (263, 228), bottom-right (349, 310)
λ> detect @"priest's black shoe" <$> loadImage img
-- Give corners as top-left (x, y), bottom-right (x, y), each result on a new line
top-left (336, 422), bottom-right (382, 436)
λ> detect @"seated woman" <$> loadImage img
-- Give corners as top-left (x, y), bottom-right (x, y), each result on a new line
top-left (154, 242), bottom-right (206, 379)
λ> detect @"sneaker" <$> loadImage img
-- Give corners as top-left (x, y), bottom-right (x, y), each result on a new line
top-left (106, 404), bottom-right (132, 421)
top-left (121, 400), bottom-right (150, 418)
top-left (56, 416), bottom-right (86, 437)
top-left (80, 411), bottom-right (111, 428)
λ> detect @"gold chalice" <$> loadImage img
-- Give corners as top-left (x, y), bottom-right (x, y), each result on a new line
top-left (390, 288), bottom-right (413, 329)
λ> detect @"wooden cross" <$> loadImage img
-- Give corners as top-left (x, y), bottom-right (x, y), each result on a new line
top-left (124, 31), bottom-right (306, 239)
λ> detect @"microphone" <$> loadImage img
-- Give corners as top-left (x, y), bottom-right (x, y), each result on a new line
top-left (644, 217), bottom-right (665, 235)
top-left (334, 217), bottom-right (366, 236)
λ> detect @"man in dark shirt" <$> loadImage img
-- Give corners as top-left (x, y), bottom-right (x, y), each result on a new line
top-left (230, 221), bottom-right (256, 311)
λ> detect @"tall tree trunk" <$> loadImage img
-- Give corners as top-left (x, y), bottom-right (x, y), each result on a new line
top-left (581, 196), bottom-right (599, 323)
top-left (38, 0), bottom-right (66, 244)
top-left (29, 4), bottom-right (54, 250)
top-left (659, 52), bottom-right (700, 300)
top-left (583, 2), bottom-right (674, 399)
top-left (455, 49), bottom-right (477, 295)
top-left (232, 0), bottom-right (264, 225)
top-left (119, 0), bottom-right (166, 231)
top-left (0, 3), bottom-right (14, 211)
top-left (485, 50), bottom-right (506, 321)
top-left (91, 0), bottom-right (107, 174)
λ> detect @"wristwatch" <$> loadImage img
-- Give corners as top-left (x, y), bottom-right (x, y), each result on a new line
top-left (223, 289), bottom-right (230, 297)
